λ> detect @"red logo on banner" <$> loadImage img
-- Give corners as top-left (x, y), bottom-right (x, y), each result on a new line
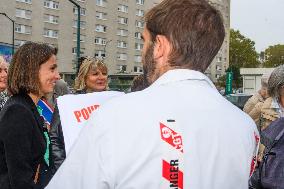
top-left (162, 160), bottom-right (183, 189)
top-left (160, 123), bottom-right (183, 153)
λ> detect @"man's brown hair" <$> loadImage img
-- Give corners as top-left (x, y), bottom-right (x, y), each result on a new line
top-left (144, 0), bottom-right (225, 72)
top-left (8, 42), bottom-right (57, 95)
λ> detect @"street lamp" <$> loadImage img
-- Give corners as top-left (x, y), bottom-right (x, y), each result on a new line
top-left (103, 40), bottom-right (112, 60)
top-left (0, 13), bottom-right (15, 55)
top-left (67, 0), bottom-right (81, 75)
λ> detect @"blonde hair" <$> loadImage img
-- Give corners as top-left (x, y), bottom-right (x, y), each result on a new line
top-left (74, 57), bottom-right (108, 91)
top-left (0, 56), bottom-right (7, 64)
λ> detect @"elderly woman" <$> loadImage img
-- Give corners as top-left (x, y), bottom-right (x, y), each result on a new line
top-left (243, 73), bottom-right (270, 128)
top-left (261, 65), bottom-right (284, 130)
top-left (0, 56), bottom-right (9, 111)
top-left (257, 65), bottom-right (284, 161)
top-left (0, 42), bottom-right (60, 189)
top-left (74, 57), bottom-right (108, 94)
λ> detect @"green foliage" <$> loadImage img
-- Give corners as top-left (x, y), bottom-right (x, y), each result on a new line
top-left (229, 29), bottom-right (260, 68)
top-left (229, 29), bottom-right (260, 88)
top-left (217, 75), bottom-right (226, 88)
top-left (263, 44), bottom-right (284, 67)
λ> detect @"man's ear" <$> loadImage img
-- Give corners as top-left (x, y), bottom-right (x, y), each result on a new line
top-left (153, 35), bottom-right (171, 60)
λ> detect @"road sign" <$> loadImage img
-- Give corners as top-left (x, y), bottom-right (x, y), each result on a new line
top-left (225, 71), bottom-right (233, 95)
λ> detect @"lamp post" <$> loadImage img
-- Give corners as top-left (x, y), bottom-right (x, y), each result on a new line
top-left (0, 13), bottom-right (15, 55)
top-left (67, 0), bottom-right (81, 75)
top-left (103, 39), bottom-right (112, 60)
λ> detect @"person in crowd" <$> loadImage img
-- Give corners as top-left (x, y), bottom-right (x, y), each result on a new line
top-left (130, 74), bottom-right (148, 92)
top-left (244, 73), bottom-right (270, 128)
top-left (46, 79), bottom-right (70, 176)
top-left (0, 42), bottom-right (60, 189)
top-left (46, 0), bottom-right (258, 188)
top-left (47, 79), bottom-right (71, 107)
top-left (257, 65), bottom-right (284, 161)
top-left (260, 65), bottom-right (284, 130)
top-left (250, 117), bottom-right (284, 189)
top-left (0, 56), bottom-right (9, 111)
top-left (74, 57), bottom-right (108, 94)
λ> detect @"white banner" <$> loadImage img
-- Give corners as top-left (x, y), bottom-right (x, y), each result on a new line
top-left (57, 91), bottom-right (124, 154)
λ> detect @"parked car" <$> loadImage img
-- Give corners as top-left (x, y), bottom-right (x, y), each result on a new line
top-left (225, 93), bottom-right (252, 110)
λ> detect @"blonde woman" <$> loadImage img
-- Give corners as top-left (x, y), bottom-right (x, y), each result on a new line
top-left (74, 57), bottom-right (108, 94)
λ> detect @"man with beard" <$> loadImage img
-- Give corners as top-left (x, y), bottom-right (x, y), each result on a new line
top-left (46, 0), bottom-right (259, 188)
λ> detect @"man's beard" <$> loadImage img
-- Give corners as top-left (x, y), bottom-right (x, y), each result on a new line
top-left (142, 43), bottom-right (157, 86)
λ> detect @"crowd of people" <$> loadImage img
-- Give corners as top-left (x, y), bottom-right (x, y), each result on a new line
top-left (0, 0), bottom-right (283, 188)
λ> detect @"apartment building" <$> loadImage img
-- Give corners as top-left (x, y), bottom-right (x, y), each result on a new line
top-left (206, 0), bottom-right (230, 82)
top-left (0, 0), bottom-right (230, 84)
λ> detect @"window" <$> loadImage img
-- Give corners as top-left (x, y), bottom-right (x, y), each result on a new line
top-left (117, 53), bottom-right (127, 60)
top-left (72, 47), bottom-right (85, 55)
top-left (44, 0), bottom-right (59, 10)
top-left (117, 29), bottom-right (128, 36)
top-left (96, 11), bottom-right (107, 20)
top-left (73, 20), bottom-right (86, 29)
top-left (73, 7), bottom-right (86, 16)
top-left (117, 65), bottom-right (127, 72)
top-left (135, 43), bottom-right (143, 51)
top-left (216, 65), bottom-right (222, 71)
top-left (215, 74), bottom-right (221, 79)
top-left (136, 0), bottom-right (144, 5)
top-left (217, 57), bottom-right (222, 62)
top-left (15, 39), bottom-right (26, 47)
top-left (118, 4), bottom-right (128, 13)
top-left (135, 20), bottom-right (144, 28)
top-left (16, 0), bottom-right (32, 4)
top-left (94, 37), bottom-right (106, 45)
top-left (117, 41), bottom-right (127, 48)
top-left (136, 9), bottom-right (144, 17)
top-left (134, 55), bottom-right (142, 63)
top-left (118, 16), bottom-right (128, 25)
top-left (134, 66), bottom-right (143, 73)
top-left (135, 32), bottom-right (142, 39)
top-left (95, 25), bottom-right (107, 33)
top-left (15, 9), bottom-right (32, 19)
top-left (96, 0), bottom-right (107, 7)
top-left (44, 14), bottom-right (59, 24)
top-left (15, 24), bottom-right (31, 34)
top-left (43, 28), bottom-right (58, 38)
top-left (94, 50), bottom-right (105, 58)
top-left (73, 34), bottom-right (86, 42)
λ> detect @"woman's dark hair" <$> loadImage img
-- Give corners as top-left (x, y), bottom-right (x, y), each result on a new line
top-left (8, 42), bottom-right (57, 95)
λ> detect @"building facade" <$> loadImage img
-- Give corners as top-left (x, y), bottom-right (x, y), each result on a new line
top-left (206, 0), bottom-right (230, 82)
top-left (0, 0), bottom-right (229, 84)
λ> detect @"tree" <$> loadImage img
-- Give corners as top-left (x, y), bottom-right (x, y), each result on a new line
top-left (217, 75), bottom-right (226, 88)
top-left (230, 29), bottom-right (260, 68)
top-left (228, 29), bottom-right (260, 88)
top-left (263, 44), bottom-right (284, 67)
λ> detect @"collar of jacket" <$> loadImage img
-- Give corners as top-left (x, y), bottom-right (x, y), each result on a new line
top-left (262, 97), bottom-right (280, 121)
top-left (271, 97), bottom-right (284, 116)
top-left (149, 69), bottom-right (217, 90)
top-left (13, 93), bottom-right (45, 131)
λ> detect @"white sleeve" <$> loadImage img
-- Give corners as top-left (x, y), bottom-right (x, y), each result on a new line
top-left (46, 115), bottom-right (114, 189)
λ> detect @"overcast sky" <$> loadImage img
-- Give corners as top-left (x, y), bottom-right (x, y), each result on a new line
top-left (230, 0), bottom-right (284, 52)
